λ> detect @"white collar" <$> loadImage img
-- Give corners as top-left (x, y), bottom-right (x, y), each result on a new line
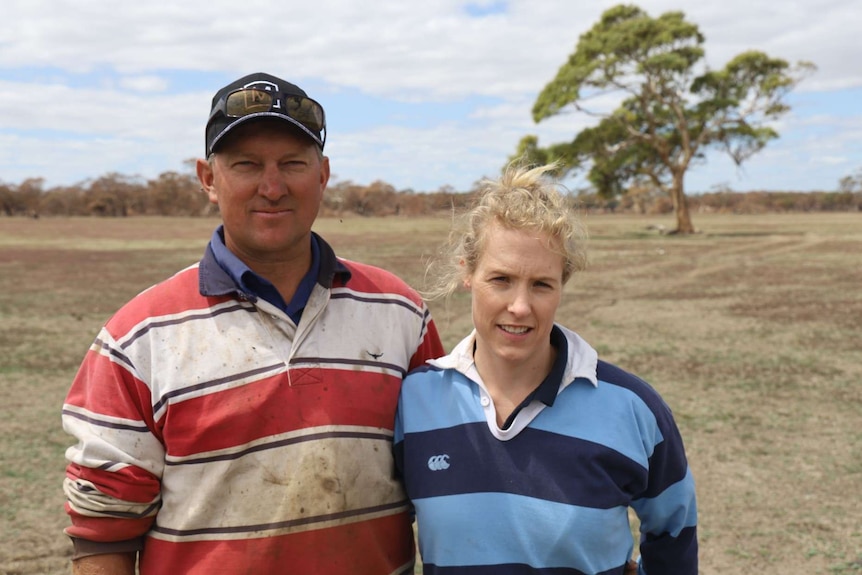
top-left (429, 323), bottom-right (599, 392)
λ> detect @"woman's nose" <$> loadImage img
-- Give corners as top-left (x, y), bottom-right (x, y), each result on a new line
top-left (507, 290), bottom-right (531, 316)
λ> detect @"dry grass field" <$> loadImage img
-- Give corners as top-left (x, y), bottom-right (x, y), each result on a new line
top-left (0, 213), bottom-right (860, 574)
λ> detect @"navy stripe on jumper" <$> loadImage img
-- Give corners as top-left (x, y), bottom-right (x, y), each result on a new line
top-left (401, 422), bottom-right (648, 509)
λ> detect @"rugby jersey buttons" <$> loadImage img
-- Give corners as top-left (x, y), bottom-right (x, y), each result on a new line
top-left (480, 396), bottom-right (490, 407)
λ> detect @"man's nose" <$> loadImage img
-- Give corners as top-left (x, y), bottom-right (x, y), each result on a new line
top-left (258, 165), bottom-right (287, 200)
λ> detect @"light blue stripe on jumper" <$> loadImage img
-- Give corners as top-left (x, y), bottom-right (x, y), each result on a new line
top-left (415, 492), bottom-right (633, 573)
top-left (632, 467), bottom-right (698, 536)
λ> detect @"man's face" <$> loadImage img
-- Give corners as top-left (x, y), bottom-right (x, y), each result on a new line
top-left (197, 121), bottom-right (329, 267)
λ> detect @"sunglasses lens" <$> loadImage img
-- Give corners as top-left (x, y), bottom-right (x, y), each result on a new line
top-left (225, 89), bottom-right (274, 117)
top-left (285, 96), bottom-right (325, 133)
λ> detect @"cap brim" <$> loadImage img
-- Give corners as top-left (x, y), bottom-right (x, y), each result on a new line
top-left (208, 112), bottom-right (323, 155)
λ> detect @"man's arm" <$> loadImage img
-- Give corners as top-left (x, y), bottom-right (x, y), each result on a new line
top-left (71, 552), bottom-right (136, 575)
top-left (63, 327), bottom-right (161, 569)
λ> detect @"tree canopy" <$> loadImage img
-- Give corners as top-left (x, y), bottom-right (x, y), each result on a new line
top-left (515, 3), bottom-right (815, 233)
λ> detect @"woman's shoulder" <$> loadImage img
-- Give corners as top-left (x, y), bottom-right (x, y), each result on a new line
top-left (404, 363), bottom-right (451, 387)
top-left (595, 359), bottom-right (680, 427)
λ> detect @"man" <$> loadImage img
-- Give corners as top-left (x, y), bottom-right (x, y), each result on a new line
top-left (62, 72), bottom-right (444, 574)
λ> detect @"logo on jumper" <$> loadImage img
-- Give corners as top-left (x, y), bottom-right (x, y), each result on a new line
top-left (427, 454), bottom-right (450, 471)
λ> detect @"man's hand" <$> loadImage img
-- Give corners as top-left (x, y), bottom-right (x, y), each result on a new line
top-left (71, 552), bottom-right (136, 575)
top-left (624, 559), bottom-right (639, 574)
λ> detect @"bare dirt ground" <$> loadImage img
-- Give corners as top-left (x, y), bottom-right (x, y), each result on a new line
top-left (0, 213), bottom-right (859, 574)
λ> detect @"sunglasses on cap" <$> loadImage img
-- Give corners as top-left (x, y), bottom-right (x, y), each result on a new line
top-left (211, 87), bottom-right (326, 149)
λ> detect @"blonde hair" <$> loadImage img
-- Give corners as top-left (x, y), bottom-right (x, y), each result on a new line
top-left (425, 162), bottom-right (588, 300)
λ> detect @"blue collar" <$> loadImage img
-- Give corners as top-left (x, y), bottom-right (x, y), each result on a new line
top-left (204, 225), bottom-right (343, 323)
top-left (534, 324), bottom-right (569, 406)
top-left (499, 325), bottom-right (568, 429)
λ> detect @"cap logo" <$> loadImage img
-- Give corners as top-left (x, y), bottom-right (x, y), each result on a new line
top-left (244, 80), bottom-right (278, 92)
top-left (242, 81), bottom-right (281, 111)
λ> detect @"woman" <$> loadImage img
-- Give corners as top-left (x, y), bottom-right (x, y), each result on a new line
top-left (394, 164), bottom-right (698, 574)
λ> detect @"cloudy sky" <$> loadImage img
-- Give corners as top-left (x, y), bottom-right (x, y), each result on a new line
top-left (2, 0), bottom-right (860, 194)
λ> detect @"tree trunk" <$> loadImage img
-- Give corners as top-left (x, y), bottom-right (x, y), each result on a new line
top-left (670, 171), bottom-right (696, 234)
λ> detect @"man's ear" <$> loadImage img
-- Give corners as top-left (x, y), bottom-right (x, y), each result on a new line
top-left (319, 155), bottom-right (331, 191)
top-left (196, 158), bottom-right (218, 204)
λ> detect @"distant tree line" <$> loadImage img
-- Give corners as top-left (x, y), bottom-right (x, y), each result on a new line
top-left (1, 165), bottom-right (861, 219)
top-left (583, 184), bottom-right (862, 215)
top-left (0, 164), bottom-right (475, 219)
top-left (0, 171), bottom-right (211, 218)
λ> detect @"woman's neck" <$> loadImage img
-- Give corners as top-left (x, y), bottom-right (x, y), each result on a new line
top-left (473, 341), bottom-right (556, 426)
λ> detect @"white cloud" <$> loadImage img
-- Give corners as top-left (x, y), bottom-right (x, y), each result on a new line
top-left (5, 0), bottom-right (855, 96)
top-left (119, 75), bottom-right (170, 93)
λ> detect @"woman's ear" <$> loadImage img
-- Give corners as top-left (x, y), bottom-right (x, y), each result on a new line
top-left (460, 259), bottom-right (470, 288)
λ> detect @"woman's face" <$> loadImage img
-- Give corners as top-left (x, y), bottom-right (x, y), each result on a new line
top-left (467, 222), bottom-right (565, 371)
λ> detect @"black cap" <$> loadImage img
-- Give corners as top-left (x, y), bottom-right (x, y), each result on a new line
top-left (205, 72), bottom-right (326, 156)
